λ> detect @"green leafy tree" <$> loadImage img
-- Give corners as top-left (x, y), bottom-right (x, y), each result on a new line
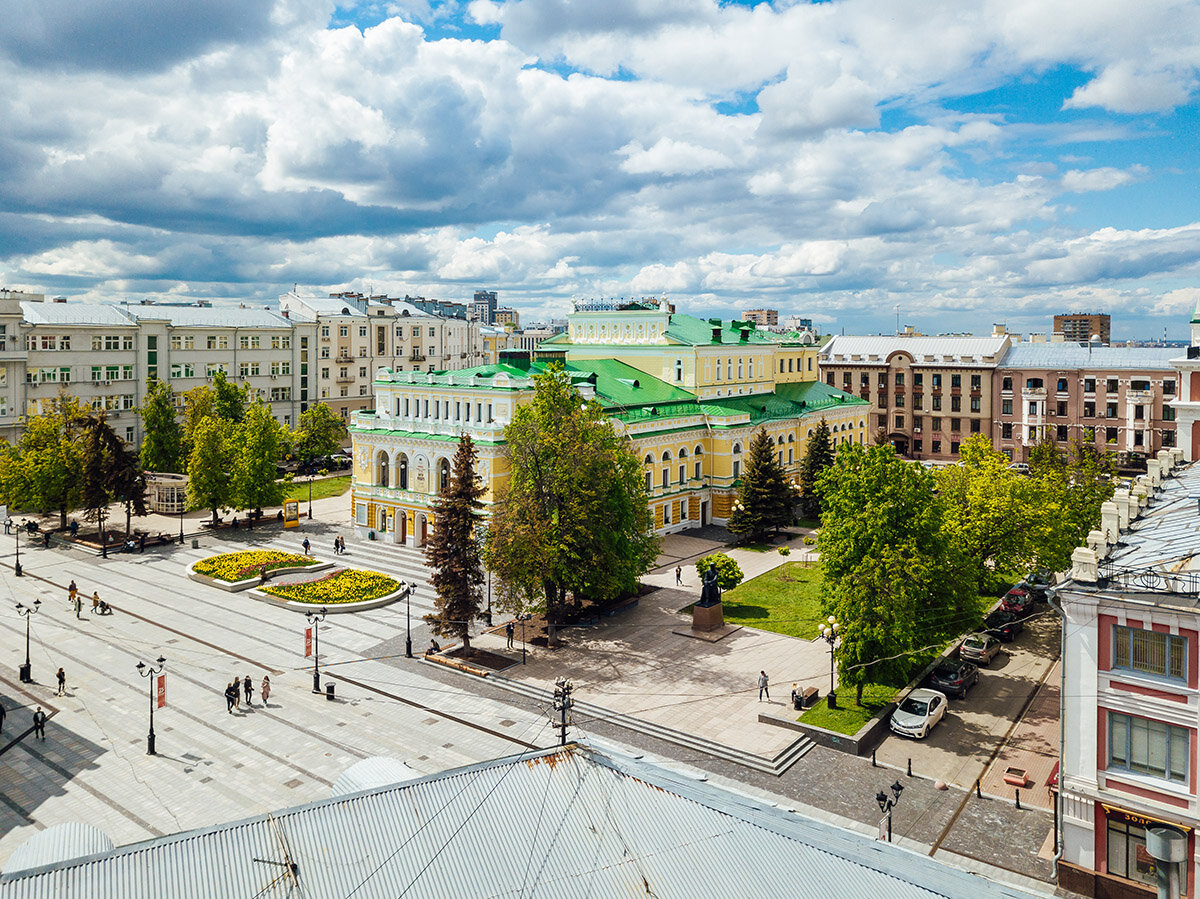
top-left (212, 370), bottom-right (249, 423)
top-left (695, 552), bottom-right (743, 592)
top-left (138, 379), bottom-right (184, 473)
top-left (294, 402), bottom-right (348, 464)
top-left (78, 416), bottom-right (111, 538)
top-left (1029, 438), bottom-right (1116, 572)
top-left (798, 418), bottom-right (834, 520)
top-left (484, 366), bottom-right (659, 640)
top-left (424, 435), bottom-right (486, 651)
top-left (181, 384), bottom-right (215, 463)
top-left (727, 428), bottom-right (797, 543)
top-left (187, 416), bottom-right (234, 525)
top-left (0, 392), bottom-right (88, 528)
top-left (817, 443), bottom-right (977, 704)
top-left (231, 403), bottom-right (285, 521)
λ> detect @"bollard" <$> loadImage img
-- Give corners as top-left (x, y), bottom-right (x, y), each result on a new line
top-left (1015, 788), bottom-right (1021, 810)
top-left (871, 749), bottom-right (877, 768)
top-left (907, 757), bottom-right (912, 777)
top-left (976, 780), bottom-right (982, 799)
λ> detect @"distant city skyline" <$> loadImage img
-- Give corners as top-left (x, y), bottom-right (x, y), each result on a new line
top-left (1, 1), bottom-right (1197, 338)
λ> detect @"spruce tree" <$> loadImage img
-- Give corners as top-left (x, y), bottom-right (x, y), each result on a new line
top-left (727, 428), bottom-right (796, 543)
top-left (799, 418), bottom-right (834, 520)
top-left (425, 435), bottom-right (486, 652)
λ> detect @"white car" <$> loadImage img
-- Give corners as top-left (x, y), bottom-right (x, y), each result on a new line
top-left (889, 688), bottom-right (948, 739)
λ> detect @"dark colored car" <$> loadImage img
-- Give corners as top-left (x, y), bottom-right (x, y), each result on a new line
top-left (985, 609), bottom-right (1024, 642)
top-left (929, 658), bottom-right (979, 698)
top-left (1019, 572), bottom-right (1050, 601)
top-left (1000, 587), bottom-right (1033, 615)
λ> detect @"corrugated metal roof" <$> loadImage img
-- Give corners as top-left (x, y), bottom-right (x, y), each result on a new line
top-left (998, 344), bottom-right (1180, 371)
top-left (822, 335), bottom-right (1012, 365)
top-left (1103, 463), bottom-right (1200, 572)
top-left (1, 824), bottom-right (114, 875)
top-left (0, 744), bottom-right (1048, 899)
top-left (330, 757), bottom-right (418, 797)
top-left (20, 303), bottom-right (135, 326)
top-left (127, 307), bottom-right (293, 328)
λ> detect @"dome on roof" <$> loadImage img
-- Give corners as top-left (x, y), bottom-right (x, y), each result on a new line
top-left (331, 756), bottom-right (419, 797)
top-left (3, 822), bottom-right (115, 875)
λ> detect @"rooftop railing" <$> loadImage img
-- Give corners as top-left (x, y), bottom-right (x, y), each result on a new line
top-left (1098, 559), bottom-right (1200, 596)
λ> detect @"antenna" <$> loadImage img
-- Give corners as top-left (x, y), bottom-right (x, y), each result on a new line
top-left (894, 304), bottom-right (900, 335)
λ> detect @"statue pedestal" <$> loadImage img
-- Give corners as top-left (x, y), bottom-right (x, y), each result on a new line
top-left (692, 601), bottom-right (724, 632)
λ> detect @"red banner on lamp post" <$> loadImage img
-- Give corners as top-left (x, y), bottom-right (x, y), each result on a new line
top-left (156, 674), bottom-right (166, 709)
top-left (305, 627), bottom-right (313, 657)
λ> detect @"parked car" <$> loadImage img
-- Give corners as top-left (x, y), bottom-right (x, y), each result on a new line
top-left (889, 688), bottom-right (948, 739)
top-left (1019, 571), bottom-right (1050, 600)
top-left (984, 609), bottom-right (1024, 642)
top-left (1000, 586), bottom-right (1034, 615)
top-left (928, 659), bottom-right (979, 698)
top-left (959, 633), bottom-right (1003, 666)
top-left (1009, 462), bottom-right (1030, 475)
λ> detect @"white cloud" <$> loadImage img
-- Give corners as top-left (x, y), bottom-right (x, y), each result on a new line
top-left (1060, 166), bottom-right (1147, 193)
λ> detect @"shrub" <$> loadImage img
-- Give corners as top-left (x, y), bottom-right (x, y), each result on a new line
top-left (194, 550), bottom-right (316, 582)
top-left (778, 546), bottom-right (790, 556)
top-left (803, 536), bottom-right (816, 546)
top-left (695, 552), bottom-right (743, 592)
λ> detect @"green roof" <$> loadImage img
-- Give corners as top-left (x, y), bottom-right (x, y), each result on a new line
top-left (704, 381), bottom-right (868, 424)
top-left (564, 359), bottom-right (697, 409)
top-left (663, 313), bottom-right (782, 346)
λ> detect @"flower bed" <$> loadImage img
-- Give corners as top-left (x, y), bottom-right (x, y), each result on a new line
top-left (193, 550), bottom-right (318, 583)
top-left (261, 568), bottom-right (401, 605)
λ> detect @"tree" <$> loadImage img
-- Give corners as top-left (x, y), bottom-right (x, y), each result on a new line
top-left (798, 419), bottom-right (834, 520)
top-left (695, 552), bottom-right (743, 592)
top-left (0, 392), bottom-right (88, 528)
top-left (231, 403), bottom-right (285, 522)
top-left (424, 435), bottom-right (486, 651)
top-left (75, 413), bottom-right (147, 540)
top-left (294, 402), bottom-right (347, 463)
top-left (484, 366), bottom-right (659, 640)
top-left (727, 428), bottom-right (797, 543)
top-left (78, 416), bottom-right (111, 538)
top-left (212, 370), bottom-right (249, 423)
top-left (817, 443), bottom-right (977, 704)
top-left (138, 380), bottom-right (184, 473)
top-left (187, 416), bottom-right (234, 525)
top-left (109, 434), bottom-right (148, 539)
top-left (181, 384), bottom-right (215, 464)
top-left (1029, 437), bottom-right (1116, 572)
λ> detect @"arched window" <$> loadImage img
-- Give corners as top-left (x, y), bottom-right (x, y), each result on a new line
top-left (438, 458), bottom-right (451, 493)
top-left (732, 442), bottom-right (742, 479)
top-left (694, 445), bottom-right (703, 480)
top-left (679, 447), bottom-right (688, 458)
top-left (398, 453), bottom-right (409, 490)
top-left (644, 453), bottom-right (654, 465)
top-left (661, 450), bottom-right (672, 462)
top-left (378, 452), bottom-right (390, 488)
top-left (675, 359), bottom-right (683, 382)
top-left (788, 434), bottom-right (795, 443)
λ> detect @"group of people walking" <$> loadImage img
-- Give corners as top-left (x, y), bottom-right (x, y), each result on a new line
top-left (66, 580), bottom-right (110, 618)
top-left (225, 675), bottom-right (271, 713)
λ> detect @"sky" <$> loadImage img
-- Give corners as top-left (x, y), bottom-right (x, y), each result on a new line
top-left (1, 0), bottom-right (1198, 339)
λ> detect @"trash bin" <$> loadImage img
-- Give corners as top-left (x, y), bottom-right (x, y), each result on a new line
top-left (368, 530), bottom-right (375, 541)
top-left (325, 682), bottom-right (336, 701)
top-left (191, 538), bottom-right (200, 549)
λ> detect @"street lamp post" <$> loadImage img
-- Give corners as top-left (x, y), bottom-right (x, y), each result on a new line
top-left (308, 469), bottom-right (315, 520)
top-left (306, 608), bottom-right (327, 693)
top-left (16, 599), bottom-right (39, 682)
top-left (404, 583), bottom-right (416, 659)
top-left (875, 780), bottom-right (905, 843)
top-left (136, 656), bottom-right (166, 755)
top-left (179, 504), bottom-right (185, 545)
top-left (13, 522), bottom-right (21, 577)
top-left (520, 613), bottom-right (531, 665)
top-left (819, 615), bottom-right (839, 709)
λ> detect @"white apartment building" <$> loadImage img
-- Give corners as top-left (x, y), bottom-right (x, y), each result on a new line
top-left (278, 292), bottom-right (487, 422)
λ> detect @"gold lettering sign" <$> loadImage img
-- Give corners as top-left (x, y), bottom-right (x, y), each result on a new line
top-left (1102, 804), bottom-right (1192, 833)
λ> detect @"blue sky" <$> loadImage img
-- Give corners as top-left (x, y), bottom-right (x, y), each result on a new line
top-left (0, 0), bottom-right (1197, 339)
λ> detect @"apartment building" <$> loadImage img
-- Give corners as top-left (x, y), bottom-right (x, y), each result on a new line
top-left (992, 345), bottom-right (1180, 463)
top-left (350, 299), bottom-right (868, 544)
top-left (278, 291), bottom-right (486, 422)
top-left (1056, 450), bottom-right (1196, 899)
top-left (742, 308), bottom-right (778, 328)
top-left (1169, 303), bottom-right (1200, 462)
top-left (819, 334), bottom-right (1013, 461)
top-left (1055, 313), bottom-right (1111, 346)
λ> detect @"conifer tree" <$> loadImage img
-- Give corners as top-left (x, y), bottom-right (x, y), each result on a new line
top-left (425, 435), bottom-right (486, 651)
top-left (798, 418), bottom-right (834, 520)
top-left (727, 428), bottom-right (796, 543)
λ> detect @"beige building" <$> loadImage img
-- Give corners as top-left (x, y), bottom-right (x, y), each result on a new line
top-left (742, 309), bottom-right (778, 328)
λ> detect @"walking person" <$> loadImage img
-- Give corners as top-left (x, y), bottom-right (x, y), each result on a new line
top-left (675, 565), bottom-right (682, 586)
top-left (0, 701), bottom-right (6, 732)
top-left (32, 707), bottom-right (46, 740)
top-left (68, 580), bottom-right (77, 609)
top-left (56, 667), bottom-right (66, 696)
top-left (302, 537), bottom-right (310, 556)
top-left (75, 593), bottom-right (84, 620)
top-left (91, 592), bottom-right (101, 613)
top-left (225, 682), bottom-right (237, 713)
top-left (758, 670), bottom-right (770, 702)
top-left (261, 675), bottom-right (271, 706)
top-left (505, 620), bottom-right (514, 649)
top-left (243, 675), bottom-right (253, 706)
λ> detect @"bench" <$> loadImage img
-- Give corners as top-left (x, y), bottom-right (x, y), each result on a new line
top-left (793, 686), bottom-right (819, 710)
top-left (602, 596), bottom-right (639, 617)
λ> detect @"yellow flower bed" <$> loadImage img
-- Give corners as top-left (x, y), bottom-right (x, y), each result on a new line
top-left (194, 550), bottom-right (317, 582)
top-left (262, 569), bottom-right (401, 605)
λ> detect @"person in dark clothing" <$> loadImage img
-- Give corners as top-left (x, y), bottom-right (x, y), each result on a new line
top-left (505, 621), bottom-right (514, 649)
top-left (243, 675), bottom-right (253, 706)
top-left (56, 667), bottom-right (66, 696)
top-left (302, 537), bottom-right (310, 555)
top-left (139, 533), bottom-right (146, 553)
top-left (225, 682), bottom-right (237, 713)
top-left (32, 707), bottom-right (46, 740)
top-left (0, 701), bottom-right (6, 732)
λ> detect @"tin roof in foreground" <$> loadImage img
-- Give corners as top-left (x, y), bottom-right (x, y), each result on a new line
top-left (0, 743), bottom-right (1049, 899)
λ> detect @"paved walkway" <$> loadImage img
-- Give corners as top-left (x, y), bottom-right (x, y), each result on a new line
top-left (980, 660), bottom-right (1060, 811)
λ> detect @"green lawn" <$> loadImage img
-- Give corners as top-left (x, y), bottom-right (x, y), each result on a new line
top-left (798, 682), bottom-right (898, 735)
top-left (280, 475), bottom-right (351, 503)
top-left (719, 561), bottom-right (825, 639)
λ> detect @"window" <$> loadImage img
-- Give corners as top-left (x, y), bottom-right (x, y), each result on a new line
top-left (1134, 405), bottom-right (1145, 421)
top-left (429, 327), bottom-right (436, 337)
top-left (239, 335), bottom-right (261, 350)
top-left (270, 361), bottom-right (291, 376)
top-left (913, 415), bottom-right (923, 430)
top-left (737, 358), bottom-right (743, 378)
top-left (1002, 399), bottom-right (1013, 415)
top-left (931, 374), bottom-right (942, 389)
top-left (860, 373), bottom-right (870, 387)
top-left (1106, 818), bottom-right (1157, 887)
top-left (970, 397), bottom-right (980, 413)
top-left (1164, 379), bottom-right (1176, 396)
top-left (970, 419), bottom-right (980, 433)
top-left (1107, 402), bottom-right (1118, 418)
top-left (1164, 430), bottom-right (1177, 447)
top-left (1107, 378), bottom-right (1118, 392)
top-left (877, 373), bottom-right (887, 388)
top-left (950, 418), bottom-right (960, 432)
top-left (1002, 423), bottom-right (1013, 439)
top-left (950, 396), bottom-right (961, 412)
top-left (1029, 402), bottom-right (1038, 415)
top-left (1164, 405), bottom-right (1176, 422)
top-left (645, 473), bottom-right (652, 491)
top-left (359, 366), bottom-right (367, 378)
top-left (663, 503), bottom-right (671, 525)
top-left (675, 359), bottom-right (683, 382)
top-left (1112, 625), bottom-right (1185, 680)
top-left (339, 326), bottom-right (348, 338)
top-left (358, 326), bottom-right (367, 338)
top-left (877, 414), bottom-right (887, 428)
top-left (931, 439), bottom-right (941, 453)
top-left (913, 373), bottom-right (923, 387)
top-left (932, 396), bottom-right (941, 411)
top-left (1084, 402), bottom-right (1095, 417)
top-left (1056, 425), bottom-right (1067, 440)
top-left (1056, 378), bottom-right (1068, 392)
top-left (895, 393), bottom-right (904, 408)
top-left (950, 374), bottom-right (961, 388)
top-left (950, 441), bottom-right (959, 454)
top-left (895, 373), bottom-right (905, 386)
top-left (842, 372), bottom-right (852, 389)
top-left (1084, 378), bottom-right (1096, 393)
top-left (271, 335), bottom-right (291, 350)
top-left (894, 415), bottom-right (904, 429)
top-left (1106, 426), bottom-right (1118, 442)
top-left (1131, 379), bottom-right (1150, 391)
top-left (679, 464), bottom-right (685, 483)
top-left (970, 374), bottom-right (981, 390)
top-left (1056, 401), bottom-right (1067, 416)
top-left (1026, 377), bottom-right (1043, 389)
top-left (1108, 712), bottom-right (1188, 783)
top-left (913, 439), bottom-right (922, 453)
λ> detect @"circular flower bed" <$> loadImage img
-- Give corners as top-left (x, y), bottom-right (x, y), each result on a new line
top-left (193, 550), bottom-right (318, 583)
top-left (261, 568), bottom-right (401, 605)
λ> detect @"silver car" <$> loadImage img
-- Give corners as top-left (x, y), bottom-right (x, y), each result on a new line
top-left (959, 633), bottom-right (1002, 666)
top-left (890, 688), bottom-right (948, 739)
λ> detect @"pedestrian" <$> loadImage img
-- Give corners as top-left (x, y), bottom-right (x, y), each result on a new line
top-left (32, 706), bottom-right (46, 740)
top-left (42, 530), bottom-right (50, 548)
top-left (0, 701), bottom-right (6, 732)
top-left (2, 517), bottom-right (10, 535)
top-left (338, 535), bottom-right (345, 554)
top-left (68, 580), bottom-right (77, 609)
top-left (75, 594), bottom-right (83, 620)
top-left (243, 675), bottom-right (253, 706)
top-left (675, 565), bottom-right (682, 586)
top-left (505, 620), bottom-right (514, 649)
top-left (69, 519), bottom-right (78, 538)
top-left (302, 537), bottom-right (310, 556)
top-left (92, 592), bottom-right (101, 613)
top-left (225, 682), bottom-right (237, 713)
top-left (56, 667), bottom-right (66, 696)
top-left (261, 675), bottom-right (271, 706)
top-left (139, 533), bottom-right (146, 553)
top-left (758, 670), bottom-right (770, 702)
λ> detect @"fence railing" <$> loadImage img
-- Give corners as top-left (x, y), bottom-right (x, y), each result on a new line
top-left (1098, 560), bottom-right (1200, 596)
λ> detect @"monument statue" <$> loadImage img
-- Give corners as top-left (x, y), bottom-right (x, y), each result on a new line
top-left (698, 563), bottom-right (721, 608)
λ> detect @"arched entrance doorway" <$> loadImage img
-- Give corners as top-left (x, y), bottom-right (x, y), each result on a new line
top-left (378, 452), bottom-right (390, 487)
top-left (418, 514), bottom-right (428, 547)
top-left (397, 511), bottom-right (407, 545)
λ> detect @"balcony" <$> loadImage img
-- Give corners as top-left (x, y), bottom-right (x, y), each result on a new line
top-left (1022, 387), bottom-right (1046, 399)
top-left (335, 375), bottom-right (355, 384)
top-left (335, 354), bottom-right (354, 364)
top-left (409, 354), bottom-right (426, 362)
top-left (1127, 390), bottom-right (1153, 403)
